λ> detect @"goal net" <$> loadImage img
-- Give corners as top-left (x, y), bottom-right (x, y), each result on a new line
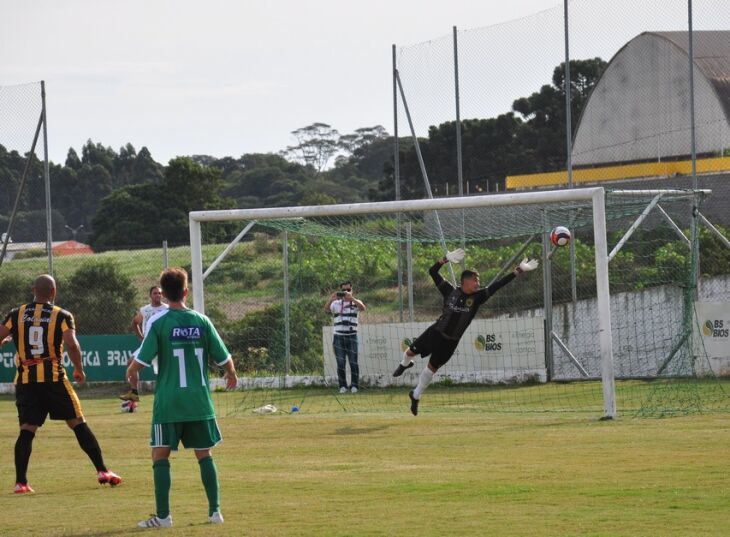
top-left (189, 187), bottom-right (730, 418)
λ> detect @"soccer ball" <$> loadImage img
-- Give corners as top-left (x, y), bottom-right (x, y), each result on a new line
top-left (550, 226), bottom-right (572, 247)
top-left (121, 400), bottom-right (138, 413)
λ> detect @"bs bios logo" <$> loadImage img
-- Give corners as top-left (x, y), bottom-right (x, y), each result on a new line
top-left (474, 334), bottom-right (502, 351)
top-left (702, 319), bottom-right (729, 338)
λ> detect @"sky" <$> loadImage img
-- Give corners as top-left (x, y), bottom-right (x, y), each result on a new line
top-left (2, 0), bottom-right (723, 166)
top-left (2, 0), bottom-right (565, 165)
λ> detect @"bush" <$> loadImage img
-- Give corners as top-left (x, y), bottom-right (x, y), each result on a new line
top-left (59, 259), bottom-right (137, 334)
top-left (0, 273), bottom-right (33, 316)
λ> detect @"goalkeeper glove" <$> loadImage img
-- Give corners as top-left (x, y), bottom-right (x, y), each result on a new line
top-left (445, 248), bottom-right (465, 263)
top-left (516, 258), bottom-right (539, 274)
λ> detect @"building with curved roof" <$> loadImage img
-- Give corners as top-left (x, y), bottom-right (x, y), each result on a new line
top-left (572, 31), bottom-right (730, 166)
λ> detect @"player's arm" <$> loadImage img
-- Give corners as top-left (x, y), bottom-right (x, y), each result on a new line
top-left (481, 258), bottom-right (539, 299)
top-left (0, 323), bottom-right (11, 346)
top-left (131, 310), bottom-right (144, 340)
top-left (62, 328), bottom-right (86, 385)
top-left (219, 357), bottom-right (238, 390)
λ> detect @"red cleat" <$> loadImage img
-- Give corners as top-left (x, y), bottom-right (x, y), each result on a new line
top-left (14, 482), bottom-right (34, 494)
top-left (97, 470), bottom-right (122, 486)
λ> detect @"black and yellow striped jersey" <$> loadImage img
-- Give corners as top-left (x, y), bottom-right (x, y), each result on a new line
top-left (2, 302), bottom-right (75, 384)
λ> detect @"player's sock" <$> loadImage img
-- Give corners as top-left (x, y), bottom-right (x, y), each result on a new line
top-left (198, 456), bottom-right (220, 517)
top-left (400, 351), bottom-right (413, 367)
top-left (14, 429), bottom-right (35, 484)
top-left (153, 459), bottom-right (172, 519)
top-left (413, 368), bottom-right (434, 399)
top-left (73, 423), bottom-right (107, 472)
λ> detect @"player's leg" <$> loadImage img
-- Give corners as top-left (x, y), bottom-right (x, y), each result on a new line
top-left (333, 335), bottom-right (348, 392)
top-left (394, 326), bottom-right (434, 376)
top-left (138, 424), bottom-right (176, 528)
top-left (120, 355), bottom-right (140, 401)
top-left (182, 420), bottom-right (224, 524)
top-left (409, 335), bottom-right (459, 415)
top-left (14, 384), bottom-right (42, 492)
top-left (347, 336), bottom-right (359, 392)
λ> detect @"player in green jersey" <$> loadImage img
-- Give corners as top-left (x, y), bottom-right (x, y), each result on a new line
top-left (126, 267), bottom-right (238, 529)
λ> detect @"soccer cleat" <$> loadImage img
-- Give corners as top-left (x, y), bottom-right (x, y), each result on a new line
top-left (339, 387), bottom-right (347, 394)
top-left (98, 470), bottom-right (123, 486)
top-left (392, 361), bottom-right (414, 377)
top-left (351, 386), bottom-right (358, 394)
top-left (13, 482), bottom-right (34, 494)
top-left (138, 515), bottom-right (172, 528)
top-left (209, 511), bottom-right (224, 524)
top-left (119, 390), bottom-right (140, 402)
top-left (408, 390), bottom-right (419, 416)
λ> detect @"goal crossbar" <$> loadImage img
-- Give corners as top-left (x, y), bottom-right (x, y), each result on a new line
top-left (189, 187), bottom-right (627, 418)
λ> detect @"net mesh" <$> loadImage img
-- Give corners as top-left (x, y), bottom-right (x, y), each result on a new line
top-left (196, 190), bottom-right (730, 418)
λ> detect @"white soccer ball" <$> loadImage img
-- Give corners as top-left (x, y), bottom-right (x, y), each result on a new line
top-left (550, 226), bottom-right (572, 247)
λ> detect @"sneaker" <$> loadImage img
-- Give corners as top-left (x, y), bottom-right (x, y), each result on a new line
top-left (392, 361), bottom-right (414, 377)
top-left (138, 515), bottom-right (172, 528)
top-left (408, 390), bottom-right (419, 416)
top-left (339, 387), bottom-right (347, 394)
top-left (351, 386), bottom-right (358, 394)
top-left (98, 470), bottom-right (122, 486)
top-left (119, 390), bottom-right (140, 402)
top-left (13, 482), bottom-right (34, 494)
top-left (209, 511), bottom-right (224, 524)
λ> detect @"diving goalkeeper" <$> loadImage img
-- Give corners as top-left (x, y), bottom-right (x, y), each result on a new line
top-left (392, 249), bottom-right (539, 415)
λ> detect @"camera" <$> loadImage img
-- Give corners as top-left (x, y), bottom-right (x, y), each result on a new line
top-left (336, 291), bottom-right (345, 298)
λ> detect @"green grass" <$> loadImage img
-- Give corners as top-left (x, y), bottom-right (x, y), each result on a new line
top-left (2, 388), bottom-right (729, 536)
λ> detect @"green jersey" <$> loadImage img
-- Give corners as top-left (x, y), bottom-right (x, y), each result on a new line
top-left (135, 308), bottom-right (231, 423)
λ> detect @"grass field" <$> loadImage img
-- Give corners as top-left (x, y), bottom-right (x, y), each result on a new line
top-left (2, 387), bottom-right (729, 537)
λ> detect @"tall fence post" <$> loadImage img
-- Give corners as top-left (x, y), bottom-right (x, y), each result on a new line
top-left (283, 230), bottom-right (291, 377)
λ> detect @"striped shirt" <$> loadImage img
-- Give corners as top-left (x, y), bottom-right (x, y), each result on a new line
top-left (330, 299), bottom-right (360, 336)
top-left (2, 302), bottom-right (75, 384)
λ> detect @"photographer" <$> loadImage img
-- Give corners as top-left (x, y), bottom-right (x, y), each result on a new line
top-left (325, 281), bottom-right (366, 394)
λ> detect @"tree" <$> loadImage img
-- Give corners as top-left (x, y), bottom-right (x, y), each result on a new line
top-left (60, 259), bottom-right (137, 334)
top-left (283, 123), bottom-right (341, 173)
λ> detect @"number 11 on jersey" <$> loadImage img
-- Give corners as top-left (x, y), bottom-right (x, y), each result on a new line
top-left (172, 348), bottom-right (206, 388)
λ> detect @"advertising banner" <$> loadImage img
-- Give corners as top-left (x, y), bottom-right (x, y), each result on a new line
top-left (1, 335), bottom-right (155, 383)
top-left (693, 302), bottom-right (730, 376)
top-left (323, 317), bottom-right (546, 386)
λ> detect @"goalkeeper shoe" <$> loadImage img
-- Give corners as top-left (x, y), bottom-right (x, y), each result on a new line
top-left (119, 390), bottom-right (140, 402)
top-left (13, 482), bottom-right (34, 494)
top-left (98, 470), bottom-right (123, 486)
top-left (209, 511), bottom-right (224, 524)
top-left (138, 515), bottom-right (172, 528)
top-left (408, 390), bottom-right (419, 416)
top-left (392, 361), bottom-right (414, 377)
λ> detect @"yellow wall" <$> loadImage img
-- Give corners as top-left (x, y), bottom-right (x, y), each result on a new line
top-left (506, 156), bottom-right (730, 189)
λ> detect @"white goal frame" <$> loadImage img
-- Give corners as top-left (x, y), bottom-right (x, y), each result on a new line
top-left (190, 187), bottom-right (617, 416)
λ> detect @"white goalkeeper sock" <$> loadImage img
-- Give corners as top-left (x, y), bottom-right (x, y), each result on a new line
top-left (400, 351), bottom-right (413, 367)
top-left (413, 368), bottom-right (434, 399)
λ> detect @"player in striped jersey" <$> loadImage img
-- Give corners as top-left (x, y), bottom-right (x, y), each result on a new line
top-left (0, 274), bottom-right (122, 493)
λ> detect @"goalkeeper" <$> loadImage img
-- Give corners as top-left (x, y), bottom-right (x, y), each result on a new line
top-left (392, 249), bottom-right (539, 415)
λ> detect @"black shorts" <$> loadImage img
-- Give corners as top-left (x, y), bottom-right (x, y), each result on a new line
top-left (409, 325), bottom-right (460, 370)
top-left (15, 380), bottom-right (84, 426)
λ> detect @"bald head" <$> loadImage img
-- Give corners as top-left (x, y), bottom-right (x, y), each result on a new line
top-left (32, 274), bottom-right (57, 302)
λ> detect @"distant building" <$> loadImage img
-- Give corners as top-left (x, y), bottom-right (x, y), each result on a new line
top-left (573, 31), bottom-right (730, 166)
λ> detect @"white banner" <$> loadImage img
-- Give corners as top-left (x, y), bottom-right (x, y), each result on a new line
top-left (693, 302), bottom-right (730, 376)
top-left (323, 317), bottom-right (546, 386)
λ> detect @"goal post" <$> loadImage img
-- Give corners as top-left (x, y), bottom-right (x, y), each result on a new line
top-left (190, 186), bottom-right (620, 418)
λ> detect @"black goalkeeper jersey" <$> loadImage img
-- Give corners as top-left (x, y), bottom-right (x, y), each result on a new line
top-left (429, 261), bottom-right (515, 340)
